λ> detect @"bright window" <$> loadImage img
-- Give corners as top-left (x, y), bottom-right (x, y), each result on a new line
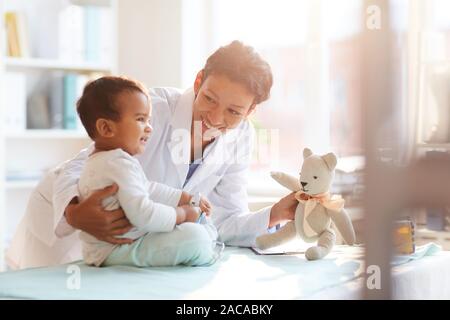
top-left (182, 0), bottom-right (363, 189)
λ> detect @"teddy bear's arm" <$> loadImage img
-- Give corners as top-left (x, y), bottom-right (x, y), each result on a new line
top-left (327, 208), bottom-right (356, 245)
top-left (270, 171), bottom-right (301, 192)
top-left (255, 221), bottom-right (297, 249)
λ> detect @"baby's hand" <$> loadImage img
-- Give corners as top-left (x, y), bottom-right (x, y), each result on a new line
top-left (199, 197), bottom-right (212, 216)
top-left (183, 205), bottom-right (201, 223)
top-left (175, 205), bottom-right (200, 224)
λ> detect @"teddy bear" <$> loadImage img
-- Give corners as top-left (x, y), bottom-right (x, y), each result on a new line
top-left (256, 147), bottom-right (356, 260)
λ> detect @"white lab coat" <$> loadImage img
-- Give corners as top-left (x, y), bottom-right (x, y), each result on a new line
top-left (6, 87), bottom-right (272, 270)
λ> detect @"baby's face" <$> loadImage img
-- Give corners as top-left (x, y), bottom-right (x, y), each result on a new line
top-left (113, 91), bottom-right (152, 155)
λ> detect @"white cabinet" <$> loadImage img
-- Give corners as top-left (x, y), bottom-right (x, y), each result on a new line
top-left (0, 0), bottom-right (6, 272)
top-left (416, 228), bottom-right (450, 250)
top-left (412, 0), bottom-right (450, 248)
top-left (0, 0), bottom-right (118, 270)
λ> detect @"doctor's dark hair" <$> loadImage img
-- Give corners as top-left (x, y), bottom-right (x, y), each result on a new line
top-left (202, 40), bottom-right (273, 104)
top-left (76, 76), bottom-right (150, 139)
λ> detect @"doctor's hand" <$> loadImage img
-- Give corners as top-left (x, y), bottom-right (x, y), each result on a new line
top-left (199, 197), bottom-right (211, 216)
top-left (268, 192), bottom-right (298, 228)
top-left (65, 184), bottom-right (134, 245)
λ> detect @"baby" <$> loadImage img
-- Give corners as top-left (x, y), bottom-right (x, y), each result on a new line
top-left (76, 76), bottom-right (220, 267)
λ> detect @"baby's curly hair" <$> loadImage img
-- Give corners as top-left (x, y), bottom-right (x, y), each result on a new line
top-left (76, 76), bottom-right (149, 139)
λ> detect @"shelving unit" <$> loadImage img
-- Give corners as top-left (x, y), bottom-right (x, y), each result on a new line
top-left (5, 129), bottom-right (89, 139)
top-left (413, 46), bottom-right (450, 245)
top-left (5, 57), bottom-right (112, 73)
top-left (5, 180), bottom-right (39, 190)
top-left (413, 64), bottom-right (450, 246)
top-left (410, 8), bottom-right (450, 250)
top-left (0, 0), bottom-right (117, 270)
top-left (416, 228), bottom-right (450, 250)
top-left (0, 0), bottom-right (7, 272)
top-left (416, 143), bottom-right (450, 150)
top-left (415, 59), bottom-right (450, 154)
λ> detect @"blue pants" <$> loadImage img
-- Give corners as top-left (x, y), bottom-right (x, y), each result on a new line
top-left (103, 223), bottom-right (218, 267)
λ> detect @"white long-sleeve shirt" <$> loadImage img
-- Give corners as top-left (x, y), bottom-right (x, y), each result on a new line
top-left (78, 148), bottom-right (182, 266)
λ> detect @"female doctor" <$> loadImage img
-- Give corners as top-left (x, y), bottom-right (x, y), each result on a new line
top-left (7, 41), bottom-right (298, 269)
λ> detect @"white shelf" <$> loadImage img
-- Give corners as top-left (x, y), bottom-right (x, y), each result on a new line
top-left (416, 228), bottom-right (450, 237)
top-left (420, 59), bottom-right (450, 67)
top-left (70, 0), bottom-right (112, 6)
top-left (416, 228), bottom-right (450, 250)
top-left (5, 180), bottom-right (39, 190)
top-left (5, 57), bottom-right (112, 74)
top-left (416, 143), bottom-right (450, 150)
top-left (0, 0), bottom-right (117, 271)
top-left (0, 0), bottom-right (6, 271)
top-left (5, 130), bottom-right (89, 140)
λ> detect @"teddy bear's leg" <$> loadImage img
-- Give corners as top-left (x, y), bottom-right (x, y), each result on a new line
top-left (255, 221), bottom-right (296, 249)
top-left (305, 229), bottom-right (336, 261)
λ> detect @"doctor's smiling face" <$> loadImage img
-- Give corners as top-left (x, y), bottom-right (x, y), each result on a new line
top-left (193, 71), bottom-right (256, 139)
top-left (192, 41), bottom-right (273, 143)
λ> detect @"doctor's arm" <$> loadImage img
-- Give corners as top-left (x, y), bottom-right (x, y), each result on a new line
top-left (208, 164), bottom-right (297, 247)
top-left (208, 125), bottom-right (297, 247)
top-left (64, 184), bottom-right (134, 244)
top-left (53, 145), bottom-right (133, 245)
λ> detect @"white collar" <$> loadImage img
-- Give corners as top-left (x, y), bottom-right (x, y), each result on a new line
top-left (166, 87), bottom-right (250, 188)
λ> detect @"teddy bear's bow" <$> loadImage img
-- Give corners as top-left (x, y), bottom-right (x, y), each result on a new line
top-left (295, 191), bottom-right (345, 217)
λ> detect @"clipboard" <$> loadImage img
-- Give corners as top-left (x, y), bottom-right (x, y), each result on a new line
top-left (251, 240), bottom-right (310, 255)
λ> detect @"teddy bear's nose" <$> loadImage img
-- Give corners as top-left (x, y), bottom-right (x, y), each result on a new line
top-left (301, 182), bottom-right (308, 187)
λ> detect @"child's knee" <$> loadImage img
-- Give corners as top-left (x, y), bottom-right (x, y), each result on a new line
top-left (178, 223), bottom-right (211, 243)
top-left (178, 223), bottom-right (216, 265)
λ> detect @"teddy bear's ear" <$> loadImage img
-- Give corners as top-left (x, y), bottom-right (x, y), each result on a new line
top-left (322, 152), bottom-right (337, 170)
top-left (303, 148), bottom-right (313, 159)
